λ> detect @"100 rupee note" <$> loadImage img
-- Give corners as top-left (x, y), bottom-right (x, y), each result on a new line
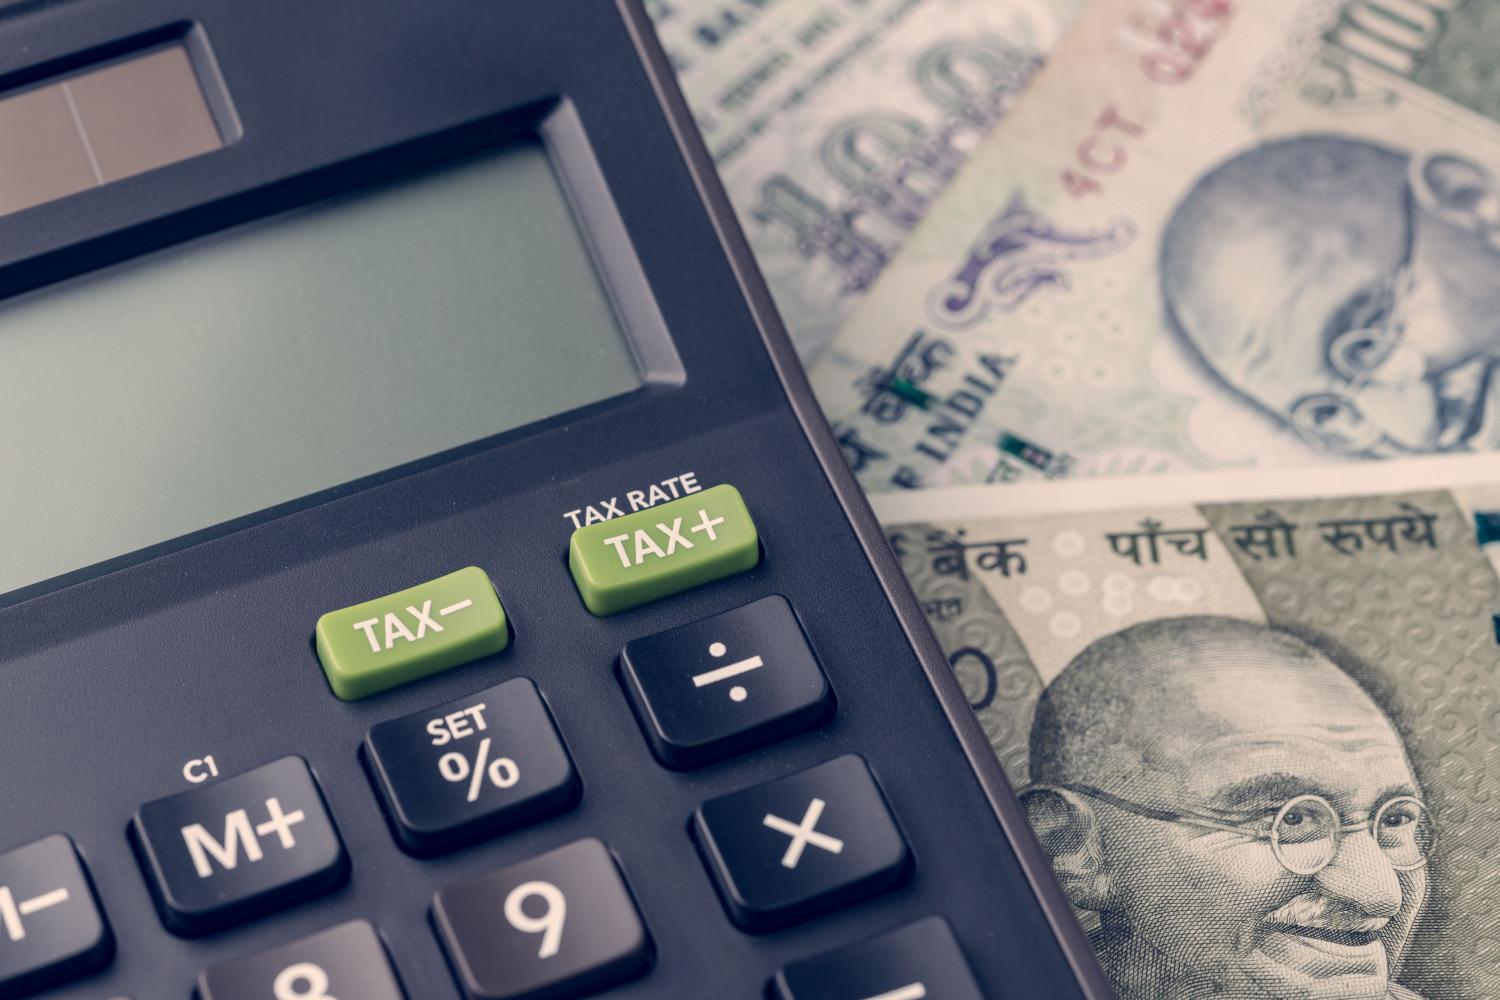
top-left (884, 456), bottom-right (1500, 1000)
top-left (648, 0), bottom-right (1085, 358)
top-left (812, 0), bottom-right (1500, 489)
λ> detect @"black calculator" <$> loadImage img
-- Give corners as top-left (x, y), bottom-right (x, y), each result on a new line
top-left (0, 1), bottom-right (1111, 997)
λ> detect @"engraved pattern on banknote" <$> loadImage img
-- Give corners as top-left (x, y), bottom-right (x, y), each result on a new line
top-left (926, 196), bottom-right (1136, 329)
top-left (1243, 0), bottom-right (1343, 124)
top-left (898, 483), bottom-right (1499, 998)
top-left (1202, 490), bottom-right (1500, 998)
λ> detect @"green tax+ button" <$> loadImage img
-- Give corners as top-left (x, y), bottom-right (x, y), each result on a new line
top-left (315, 566), bottom-right (509, 700)
top-left (569, 484), bottom-right (759, 615)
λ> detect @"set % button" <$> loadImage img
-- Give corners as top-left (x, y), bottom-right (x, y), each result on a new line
top-left (438, 734), bottom-right (521, 803)
top-left (363, 679), bottom-right (580, 856)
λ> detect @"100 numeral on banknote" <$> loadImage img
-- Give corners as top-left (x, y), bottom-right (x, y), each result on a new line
top-left (649, 0), bottom-right (1084, 357)
top-left (814, 0), bottom-right (1500, 491)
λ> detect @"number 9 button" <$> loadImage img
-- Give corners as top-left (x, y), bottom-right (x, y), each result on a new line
top-left (431, 838), bottom-right (652, 1000)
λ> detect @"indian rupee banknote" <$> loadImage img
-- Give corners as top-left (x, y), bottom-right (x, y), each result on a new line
top-left (811, 0), bottom-right (1500, 491)
top-left (882, 456), bottom-right (1500, 999)
top-left (647, 0), bottom-right (1086, 358)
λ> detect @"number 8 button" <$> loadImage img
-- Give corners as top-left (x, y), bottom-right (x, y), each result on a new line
top-left (197, 920), bottom-right (405, 999)
top-left (432, 838), bottom-right (652, 1000)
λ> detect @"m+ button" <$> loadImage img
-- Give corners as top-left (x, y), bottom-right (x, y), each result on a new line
top-left (131, 757), bottom-right (348, 936)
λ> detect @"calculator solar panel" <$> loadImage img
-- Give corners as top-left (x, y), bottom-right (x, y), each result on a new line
top-left (0, 1), bottom-right (1111, 997)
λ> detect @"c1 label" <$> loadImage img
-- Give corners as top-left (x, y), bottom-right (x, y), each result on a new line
top-left (184, 756), bottom-right (220, 784)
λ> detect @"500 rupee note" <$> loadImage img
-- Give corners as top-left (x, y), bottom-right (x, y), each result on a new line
top-left (886, 456), bottom-right (1500, 999)
top-left (648, 0), bottom-right (1085, 358)
top-left (812, 0), bottom-right (1500, 490)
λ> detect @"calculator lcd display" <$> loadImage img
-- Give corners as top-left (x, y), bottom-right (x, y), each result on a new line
top-left (0, 140), bottom-right (642, 596)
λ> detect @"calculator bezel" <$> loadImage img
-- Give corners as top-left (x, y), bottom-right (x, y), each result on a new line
top-left (0, 0), bottom-right (1113, 996)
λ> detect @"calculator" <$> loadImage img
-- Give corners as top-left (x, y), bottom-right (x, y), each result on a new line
top-left (0, 1), bottom-right (1111, 997)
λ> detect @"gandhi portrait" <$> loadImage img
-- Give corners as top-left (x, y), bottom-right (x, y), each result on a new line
top-left (1022, 616), bottom-right (1434, 1000)
top-left (1161, 134), bottom-right (1500, 457)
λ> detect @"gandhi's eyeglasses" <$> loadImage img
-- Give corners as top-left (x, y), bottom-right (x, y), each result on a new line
top-left (1325, 264), bottom-right (1419, 388)
top-left (1039, 784), bottom-right (1434, 876)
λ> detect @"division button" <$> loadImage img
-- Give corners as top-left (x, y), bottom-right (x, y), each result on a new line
top-left (693, 754), bottom-right (910, 932)
top-left (130, 757), bottom-right (348, 937)
top-left (364, 678), bottom-right (580, 856)
top-left (771, 917), bottom-right (984, 1000)
top-left (432, 838), bottom-right (652, 1000)
top-left (198, 920), bottom-right (405, 1000)
top-left (619, 596), bottom-right (833, 768)
top-left (315, 566), bottom-right (510, 701)
top-left (0, 835), bottom-right (112, 999)
top-left (568, 484), bottom-right (759, 616)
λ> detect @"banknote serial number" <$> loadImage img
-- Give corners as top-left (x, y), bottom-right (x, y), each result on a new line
top-left (1061, 106), bottom-right (1146, 199)
top-left (1061, 0), bottom-right (1234, 198)
top-left (1119, 0), bottom-right (1235, 86)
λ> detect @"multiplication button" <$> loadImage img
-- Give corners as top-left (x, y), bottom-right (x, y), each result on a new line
top-left (772, 917), bottom-right (983, 1000)
top-left (693, 755), bottom-right (910, 932)
top-left (364, 679), bottom-right (579, 855)
top-left (620, 596), bottom-right (833, 768)
top-left (130, 757), bottom-right (347, 936)
top-left (0, 835), bottom-right (112, 999)
top-left (432, 838), bottom-right (652, 1000)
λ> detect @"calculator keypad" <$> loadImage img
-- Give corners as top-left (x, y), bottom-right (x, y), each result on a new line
top-left (0, 835), bottom-right (112, 999)
top-left (130, 756), bottom-right (348, 936)
top-left (771, 917), bottom-right (984, 1000)
top-left (364, 678), bottom-right (579, 856)
top-left (618, 595), bottom-right (833, 769)
top-left (432, 838), bottom-right (652, 1000)
top-left (693, 754), bottom-right (911, 932)
top-left (198, 920), bottom-right (405, 1000)
top-left (6, 485), bottom-right (982, 995)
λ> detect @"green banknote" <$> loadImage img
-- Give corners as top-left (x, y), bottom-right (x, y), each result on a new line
top-left (647, 0), bottom-right (1085, 358)
top-left (885, 457), bottom-right (1500, 999)
top-left (811, 0), bottom-right (1500, 491)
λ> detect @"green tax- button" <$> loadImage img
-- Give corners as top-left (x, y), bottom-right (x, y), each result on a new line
top-left (315, 566), bottom-right (509, 701)
top-left (569, 484), bottom-right (760, 615)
